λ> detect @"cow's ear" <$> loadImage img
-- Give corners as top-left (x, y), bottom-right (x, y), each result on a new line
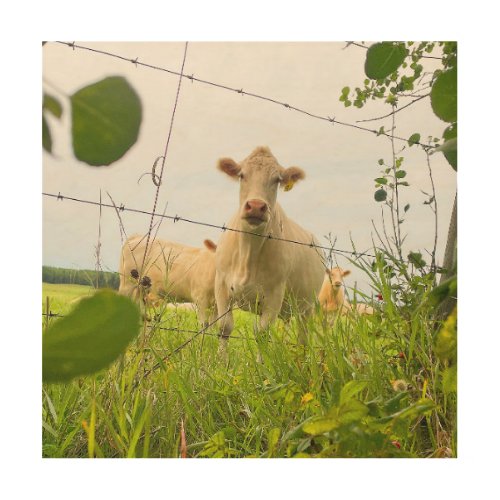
top-left (203, 239), bottom-right (217, 252)
top-left (218, 157), bottom-right (241, 179)
top-left (281, 166), bottom-right (305, 191)
top-left (342, 269), bottom-right (351, 277)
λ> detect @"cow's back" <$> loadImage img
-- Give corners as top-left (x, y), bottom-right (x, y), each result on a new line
top-left (119, 236), bottom-right (201, 302)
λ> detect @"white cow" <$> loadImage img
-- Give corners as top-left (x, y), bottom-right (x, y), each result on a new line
top-left (118, 235), bottom-right (217, 325)
top-left (318, 267), bottom-right (374, 316)
top-left (318, 267), bottom-right (352, 315)
top-left (214, 146), bottom-right (325, 342)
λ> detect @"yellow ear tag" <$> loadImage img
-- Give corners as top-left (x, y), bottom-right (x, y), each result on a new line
top-left (283, 180), bottom-right (294, 191)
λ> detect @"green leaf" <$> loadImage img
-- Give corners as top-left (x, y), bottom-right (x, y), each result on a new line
top-left (435, 306), bottom-right (457, 362)
top-left (267, 428), bottom-right (281, 457)
top-left (374, 177), bottom-right (387, 185)
top-left (339, 380), bottom-right (368, 405)
top-left (434, 137), bottom-right (457, 155)
top-left (442, 366), bottom-right (457, 394)
top-left (404, 203), bottom-right (410, 212)
top-left (385, 94), bottom-right (398, 106)
top-left (374, 189), bottom-right (387, 202)
top-left (442, 123), bottom-right (457, 168)
top-left (71, 76), bottom-right (142, 166)
top-left (43, 93), bottom-right (63, 118)
top-left (338, 399), bottom-right (369, 424)
top-left (382, 392), bottom-right (408, 414)
top-left (408, 133), bottom-right (421, 147)
top-left (435, 123), bottom-right (457, 170)
top-left (43, 289), bottom-right (140, 383)
top-left (341, 86), bottom-right (350, 96)
top-left (365, 42), bottom-right (408, 80)
top-left (430, 276), bottom-right (457, 306)
top-left (407, 251), bottom-right (426, 268)
top-left (395, 170), bottom-right (407, 179)
top-left (392, 398), bottom-right (435, 421)
top-left (42, 116), bottom-right (52, 153)
top-left (430, 67), bottom-right (457, 122)
top-left (302, 417), bottom-right (339, 435)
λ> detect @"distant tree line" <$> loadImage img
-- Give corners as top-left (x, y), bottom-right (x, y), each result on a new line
top-left (42, 266), bottom-right (120, 290)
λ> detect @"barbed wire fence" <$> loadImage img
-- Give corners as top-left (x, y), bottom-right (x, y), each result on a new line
top-left (54, 41), bottom-right (438, 150)
top-left (43, 41), bottom-right (444, 364)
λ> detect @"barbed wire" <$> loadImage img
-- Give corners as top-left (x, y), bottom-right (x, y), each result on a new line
top-left (43, 190), bottom-right (444, 271)
top-left (41, 310), bottom-right (234, 338)
top-left (42, 191), bottom-right (384, 263)
top-left (52, 41), bottom-right (435, 150)
top-left (41, 310), bottom-right (303, 348)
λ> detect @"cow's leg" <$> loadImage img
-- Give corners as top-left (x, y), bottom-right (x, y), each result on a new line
top-left (252, 285), bottom-right (285, 362)
top-left (214, 275), bottom-right (234, 355)
top-left (259, 285), bottom-right (285, 331)
top-left (195, 296), bottom-right (217, 330)
top-left (194, 294), bottom-right (208, 328)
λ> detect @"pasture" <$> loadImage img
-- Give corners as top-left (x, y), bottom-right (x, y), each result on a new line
top-left (42, 281), bottom-right (456, 458)
top-left (41, 41), bottom-right (457, 462)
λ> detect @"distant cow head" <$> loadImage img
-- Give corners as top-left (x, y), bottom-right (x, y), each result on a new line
top-left (326, 267), bottom-right (351, 290)
top-left (217, 146), bottom-right (305, 231)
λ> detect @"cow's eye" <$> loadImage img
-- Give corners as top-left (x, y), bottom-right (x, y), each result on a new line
top-left (239, 173), bottom-right (245, 181)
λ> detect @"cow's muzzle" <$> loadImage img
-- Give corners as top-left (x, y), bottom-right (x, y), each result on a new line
top-left (242, 199), bottom-right (268, 225)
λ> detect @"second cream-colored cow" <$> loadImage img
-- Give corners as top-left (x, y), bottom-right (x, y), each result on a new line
top-left (118, 235), bottom-right (217, 325)
top-left (214, 146), bottom-right (325, 342)
top-left (318, 267), bottom-right (374, 316)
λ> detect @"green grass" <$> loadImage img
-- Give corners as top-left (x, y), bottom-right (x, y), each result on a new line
top-left (42, 282), bottom-right (456, 458)
top-left (43, 283), bottom-right (95, 316)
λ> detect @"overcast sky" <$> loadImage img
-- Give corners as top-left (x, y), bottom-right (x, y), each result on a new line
top-left (42, 41), bottom-right (456, 296)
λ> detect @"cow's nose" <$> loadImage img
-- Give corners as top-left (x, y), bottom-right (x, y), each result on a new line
top-left (245, 199), bottom-right (267, 213)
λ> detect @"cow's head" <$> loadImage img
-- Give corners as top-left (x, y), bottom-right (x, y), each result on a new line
top-left (217, 146), bottom-right (305, 231)
top-left (326, 267), bottom-right (351, 290)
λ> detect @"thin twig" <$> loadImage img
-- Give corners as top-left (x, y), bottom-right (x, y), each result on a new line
top-left (356, 94), bottom-right (430, 124)
top-left (424, 148), bottom-right (439, 273)
top-left (141, 42), bottom-right (189, 272)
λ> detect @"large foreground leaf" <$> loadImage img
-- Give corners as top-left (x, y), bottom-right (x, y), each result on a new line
top-left (71, 76), bottom-right (142, 166)
top-left (43, 289), bottom-right (140, 383)
top-left (431, 67), bottom-right (457, 123)
top-left (365, 42), bottom-right (407, 80)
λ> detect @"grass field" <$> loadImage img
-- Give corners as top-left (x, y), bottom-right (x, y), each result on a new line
top-left (41, 281), bottom-right (456, 458)
top-left (43, 283), bottom-right (94, 316)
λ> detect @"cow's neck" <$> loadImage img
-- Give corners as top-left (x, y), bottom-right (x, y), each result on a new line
top-left (236, 227), bottom-right (267, 283)
top-left (234, 205), bottom-right (282, 284)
